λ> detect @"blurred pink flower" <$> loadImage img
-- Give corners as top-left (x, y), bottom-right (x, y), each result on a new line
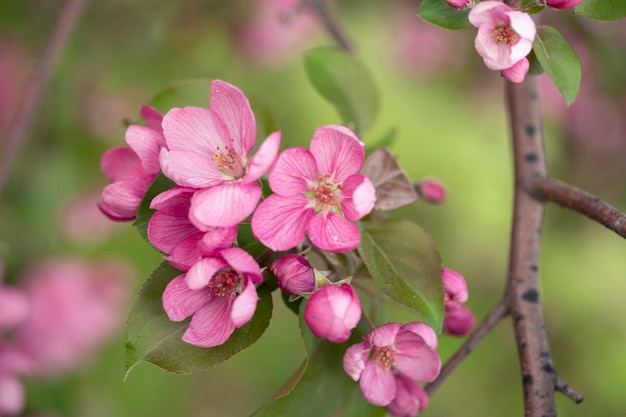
top-left (14, 259), bottom-right (132, 375)
top-left (469, 1), bottom-right (536, 82)
top-left (303, 283), bottom-right (361, 343)
top-left (162, 248), bottom-right (263, 348)
top-left (99, 106), bottom-right (165, 221)
top-left (148, 186), bottom-right (238, 271)
top-left (252, 125), bottom-right (376, 252)
top-left (270, 254), bottom-right (315, 296)
top-left (343, 322), bottom-right (440, 410)
top-left (446, 0), bottom-right (472, 9)
top-left (60, 190), bottom-right (122, 242)
top-left (416, 179), bottom-right (447, 204)
top-left (159, 80), bottom-right (281, 228)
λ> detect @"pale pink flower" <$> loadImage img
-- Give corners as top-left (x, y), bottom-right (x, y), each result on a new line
top-left (469, 1), bottom-right (536, 81)
top-left (0, 288), bottom-right (29, 331)
top-left (14, 260), bottom-right (132, 375)
top-left (159, 80), bottom-right (281, 228)
top-left (99, 106), bottom-right (165, 220)
top-left (386, 374), bottom-right (430, 417)
top-left (501, 57), bottom-right (530, 83)
top-left (546, 0), bottom-right (582, 9)
top-left (441, 268), bottom-right (468, 312)
top-left (443, 305), bottom-right (476, 336)
top-left (303, 283), bottom-right (361, 343)
top-left (252, 125), bottom-right (376, 252)
top-left (162, 247), bottom-right (263, 348)
top-left (270, 254), bottom-right (315, 296)
top-left (343, 322), bottom-right (441, 408)
top-left (446, 0), bottom-right (472, 9)
top-left (148, 187), bottom-right (238, 271)
top-left (416, 179), bottom-right (447, 204)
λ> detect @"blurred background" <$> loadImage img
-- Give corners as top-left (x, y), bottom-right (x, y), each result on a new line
top-left (1, 0), bottom-right (625, 416)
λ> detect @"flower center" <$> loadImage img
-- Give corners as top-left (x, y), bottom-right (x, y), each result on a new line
top-left (305, 174), bottom-right (343, 214)
top-left (208, 269), bottom-right (241, 297)
top-left (373, 346), bottom-right (396, 371)
top-left (211, 146), bottom-right (245, 180)
top-left (493, 24), bottom-right (519, 45)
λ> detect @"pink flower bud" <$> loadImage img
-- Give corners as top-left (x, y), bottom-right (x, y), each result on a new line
top-left (303, 283), bottom-right (361, 343)
top-left (546, 0), bottom-right (582, 9)
top-left (417, 179), bottom-right (447, 204)
top-left (270, 255), bottom-right (315, 296)
top-left (500, 58), bottom-right (530, 84)
top-left (446, 0), bottom-right (471, 9)
top-left (443, 305), bottom-right (476, 336)
top-left (441, 268), bottom-right (468, 312)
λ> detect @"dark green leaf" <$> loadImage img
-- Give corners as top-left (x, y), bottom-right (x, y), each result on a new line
top-left (133, 173), bottom-right (176, 243)
top-left (418, 0), bottom-right (471, 30)
top-left (533, 26), bottom-right (581, 106)
top-left (304, 47), bottom-right (379, 135)
top-left (148, 79), bottom-right (213, 113)
top-left (125, 262), bottom-right (273, 378)
top-left (575, 0), bottom-right (626, 21)
top-left (358, 218), bottom-right (444, 332)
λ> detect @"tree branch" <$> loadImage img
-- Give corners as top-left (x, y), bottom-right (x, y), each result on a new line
top-left (0, 0), bottom-right (88, 201)
top-left (529, 177), bottom-right (626, 238)
top-left (303, 0), bottom-right (355, 53)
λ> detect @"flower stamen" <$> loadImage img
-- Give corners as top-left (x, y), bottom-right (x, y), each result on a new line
top-left (211, 146), bottom-right (245, 179)
top-left (208, 269), bottom-right (241, 297)
top-left (373, 346), bottom-right (396, 371)
top-left (493, 24), bottom-right (520, 45)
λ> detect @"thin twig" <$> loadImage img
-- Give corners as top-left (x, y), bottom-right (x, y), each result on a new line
top-left (425, 300), bottom-right (509, 396)
top-left (554, 373), bottom-right (584, 404)
top-left (303, 0), bottom-right (355, 53)
top-left (0, 0), bottom-right (88, 200)
top-left (529, 177), bottom-right (626, 239)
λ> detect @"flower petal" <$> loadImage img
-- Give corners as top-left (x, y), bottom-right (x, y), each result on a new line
top-left (182, 296), bottom-right (235, 348)
top-left (210, 80), bottom-right (257, 156)
top-left (360, 360), bottom-right (397, 406)
top-left (162, 106), bottom-right (229, 155)
top-left (303, 284), bottom-right (361, 343)
top-left (185, 257), bottom-right (229, 290)
top-left (140, 105), bottom-right (163, 132)
top-left (268, 147), bottom-right (317, 196)
top-left (148, 211), bottom-right (199, 254)
top-left (0, 374), bottom-right (25, 416)
top-left (125, 125), bottom-right (164, 175)
top-left (394, 334), bottom-right (442, 382)
top-left (310, 125), bottom-right (364, 181)
top-left (308, 211), bottom-right (361, 252)
top-left (230, 280), bottom-right (258, 327)
top-left (0, 287), bottom-right (29, 329)
top-left (501, 57), bottom-right (530, 84)
top-left (343, 342), bottom-right (370, 381)
top-left (159, 148), bottom-right (223, 188)
top-left (341, 174), bottom-right (376, 221)
top-left (100, 176), bottom-right (153, 220)
top-left (220, 247), bottom-right (263, 283)
top-left (386, 375), bottom-right (429, 417)
top-left (251, 194), bottom-right (312, 251)
top-left (190, 182), bottom-right (262, 228)
top-left (245, 130), bottom-right (281, 183)
top-left (101, 146), bottom-right (144, 182)
top-left (162, 274), bottom-right (212, 321)
top-left (368, 322), bottom-right (402, 347)
top-left (401, 322), bottom-right (438, 350)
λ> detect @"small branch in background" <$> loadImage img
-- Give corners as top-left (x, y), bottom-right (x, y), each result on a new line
top-left (0, 0), bottom-right (88, 201)
top-left (303, 0), bottom-right (355, 53)
top-left (529, 177), bottom-right (626, 239)
top-left (554, 373), bottom-right (584, 404)
top-left (425, 300), bottom-right (509, 396)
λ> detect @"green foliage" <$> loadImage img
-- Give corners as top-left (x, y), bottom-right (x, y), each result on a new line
top-left (533, 26), bottom-right (581, 106)
top-left (133, 173), bottom-right (176, 243)
top-left (304, 46), bottom-right (379, 136)
top-left (575, 0), bottom-right (626, 20)
top-left (418, 0), bottom-right (471, 30)
top-left (125, 262), bottom-right (273, 378)
top-left (148, 79), bottom-right (214, 112)
top-left (357, 218), bottom-right (444, 332)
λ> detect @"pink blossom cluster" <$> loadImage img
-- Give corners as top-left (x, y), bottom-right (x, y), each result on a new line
top-left (441, 268), bottom-right (476, 336)
top-left (0, 260), bottom-right (131, 416)
top-left (99, 79), bottom-right (377, 348)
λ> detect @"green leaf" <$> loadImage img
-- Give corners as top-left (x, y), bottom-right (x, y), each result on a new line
top-left (357, 218), bottom-right (444, 332)
top-left (304, 47), bottom-right (379, 135)
top-left (575, 0), bottom-right (626, 21)
top-left (533, 26), bottom-right (581, 106)
top-left (125, 262), bottom-right (273, 378)
top-left (148, 79), bottom-right (213, 113)
top-left (418, 0), bottom-right (471, 30)
top-left (133, 173), bottom-right (176, 243)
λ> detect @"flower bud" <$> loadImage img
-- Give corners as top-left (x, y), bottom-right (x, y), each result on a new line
top-left (546, 0), bottom-right (582, 9)
top-left (417, 179), bottom-right (447, 204)
top-left (441, 268), bottom-right (468, 312)
top-left (446, 0), bottom-right (471, 9)
top-left (270, 255), bottom-right (315, 296)
top-left (303, 283), bottom-right (361, 343)
top-left (443, 306), bottom-right (476, 336)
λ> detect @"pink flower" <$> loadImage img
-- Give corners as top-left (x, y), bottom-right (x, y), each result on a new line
top-left (159, 80), bottom-right (281, 228)
top-left (469, 1), bottom-right (536, 81)
top-left (252, 125), bottom-right (376, 252)
top-left (343, 322), bottom-right (441, 409)
top-left (386, 374), bottom-right (430, 417)
top-left (99, 106), bottom-right (165, 220)
top-left (441, 268), bottom-right (468, 312)
top-left (500, 57), bottom-right (530, 83)
top-left (303, 283), bottom-right (361, 343)
top-left (0, 288), bottom-right (29, 331)
top-left (416, 179), bottom-right (447, 204)
top-left (148, 187), bottom-right (238, 271)
top-left (443, 305), bottom-right (476, 336)
top-left (0, 373), bottom-right (24, 417)
top-left (162, 247), bottom-right (263, 348)
top-left (446, 0), bottom-right (471, 9)
top-left (270, 254), bottom-right (315, 296)
top-left (546, 0), bottom-right (582, 9)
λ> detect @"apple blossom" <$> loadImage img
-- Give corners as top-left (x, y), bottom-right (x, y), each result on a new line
top-left (416, 179), bottom-right (447, 204)
top-left (386, 374), bottom-right (430, 417)
top-left (446, 0), bottom-right (472, 10)
top-left (443, 305), bottom-right (476, 336)
top-left (441, 268), bottom-right (469, 312)
top-left (252, 125), bottom-right (376, 252)
top-left (303, 283), bottom-right (361, 343)
top-left (270, 254), bottom-right (315, 296)
top-left (546, 0), bottom-right (582, 10)
top-left (159, 80), bottom-right (281, 228)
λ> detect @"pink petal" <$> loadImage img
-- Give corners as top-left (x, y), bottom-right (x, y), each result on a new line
top-left (308, 211), bottom-right (361, 252)
top-left (167, 233), bottom-right (205, 271)
top-left (230, 280), bottom-right (258, 327)
top-left (368, 322), bottom-right (402, 347)
top-left (100, 176), bottom-right (153, 220)
top-left (162, 106), bottom-right (230, 155)
top-left (0, 287), bottom-right (29, 329)
top-left (268, 147), bottom-right (317, 196)
top-left (341, 174), bottom-right (377, 221)
top-left (303, 284), bottom-right (361, 343)
top-left (443, 305), bottom-right (476, 336)
top-left (190, 182), bottom-right (262, 228)
top-left (310, 125), bottom-right (365, 182)
top-left (148, 211), bottom-right (199, 254)
top-left (271, 255), bottom-right (315, 295)
top-left (185, 257), bottom-right (228, 290)
top-left (468, 1), bottom-right (508, 27)
top-left (149, 186), bottom-right (195, 213)
top-left (125, 125), bottom-right (165, 175)
top-left (245, 130), bottom-right (281, 183)
top-left (162, 275), bottom-right (211, 321)
top-left (140, 105), bottom-right (163, 132)
top-left (182, 296), bottom-right (235, 348)
top-left (210, 80), bottom-right (257, 156)
top-left (386, 374), bottom-right (429, 417)
top-left (101, 146), bottom-right (144, 182)
top-left (509, 10), bottom-right (536, 41)
top-left (251, 194), bottom-right (312, 251)
top-left (401, 322), bottom-right (438, 350)
top-left (220, 247), bottom-right (263, 283)
top-left (343, 342), bottom-right (370, 381)
top-left (199, 226), bottom-right (238, 254)
top-left (501, 58), bottom-right (530, 84)
top-left (394, 336), bottom-right (442, 382)
top-left (360, 361), bottom-right (397, 406)
top-left (0, 374), bottom-right (24, 416)
top-left (159, 148), bottom-right (223, 189)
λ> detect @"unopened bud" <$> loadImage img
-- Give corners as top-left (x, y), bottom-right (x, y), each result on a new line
top-left (270, 255), bottom-right (315, 296)
top-left (546, 0), bottom-right (582, 10)
top-left (446, 0), bottom-right (472, 9)
top-left (417, 179), bottom-right (447, 204)
top-left (441, 268), bottom-right (468, 312)
top-left (443, 306), bottom-right (476, 336)
top-left (303, 283), bottom-right (361, 343)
